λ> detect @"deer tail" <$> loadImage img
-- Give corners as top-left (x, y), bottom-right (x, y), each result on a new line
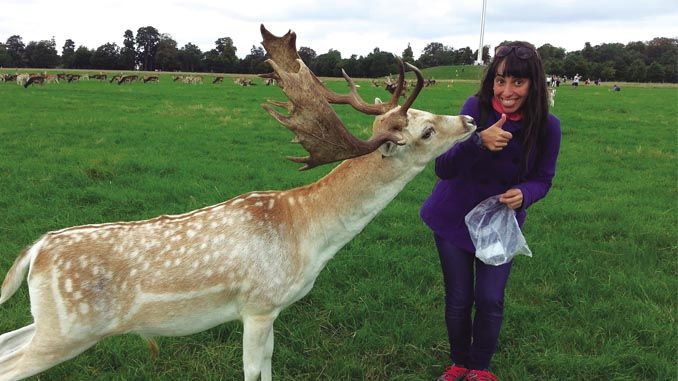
top-left (0, 239), bottom-right (42, 305)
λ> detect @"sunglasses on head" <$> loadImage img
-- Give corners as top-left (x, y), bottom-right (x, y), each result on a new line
top-left (495, 45), bottom-right (535, 60)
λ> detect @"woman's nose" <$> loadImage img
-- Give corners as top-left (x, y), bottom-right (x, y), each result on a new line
top-left (501, 83), bottom-right (515, 95)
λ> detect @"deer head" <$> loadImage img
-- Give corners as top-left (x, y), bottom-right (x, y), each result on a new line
top-left (259, 24), bottom-right (428, 170)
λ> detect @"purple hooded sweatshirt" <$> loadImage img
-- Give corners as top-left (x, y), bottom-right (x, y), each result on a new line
top-left (420, 95), bottom-right (561, 252)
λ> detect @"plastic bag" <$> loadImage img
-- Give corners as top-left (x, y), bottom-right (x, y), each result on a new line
top-left (464, 195), bottom-right (532, 266)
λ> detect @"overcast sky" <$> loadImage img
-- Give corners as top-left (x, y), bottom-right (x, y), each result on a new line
top-left (1, 0), bottom-right (676, 58)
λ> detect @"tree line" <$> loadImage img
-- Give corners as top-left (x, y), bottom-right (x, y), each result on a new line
top-left (1, 26), bottom-right (676, 83)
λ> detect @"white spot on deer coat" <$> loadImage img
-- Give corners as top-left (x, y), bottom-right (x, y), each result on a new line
top-left (79, 303), bottom-right (90, 314)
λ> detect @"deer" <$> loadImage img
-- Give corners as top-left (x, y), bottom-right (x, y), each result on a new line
top-left (118, 75), bottom-right (138, 85)
top-left (143, 76), bottom-right (159, 83)
top-left (22, 75), bottom-right (45, 88)
top-left (0, 24), bottom-right (475, 381)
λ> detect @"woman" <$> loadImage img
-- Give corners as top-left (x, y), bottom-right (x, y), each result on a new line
top-left (420, 42), bottom-right (561, 381)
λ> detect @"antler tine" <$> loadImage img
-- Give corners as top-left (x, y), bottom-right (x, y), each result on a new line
top-left (260, 25), bottom-right (406, 170)
top-left (390, 56), bottom-right (407, 103)
top-left (314, 55), bottom-right (406, 116)
top-left (311, 67), bottom-right (392, 116)
top-left (262, 56), bottom-right (401, 170)
top-left (398, 62), bottom-right (424, 115)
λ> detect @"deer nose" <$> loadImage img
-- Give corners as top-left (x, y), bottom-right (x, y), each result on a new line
top-left (462, 115), bottom-right (476, 132)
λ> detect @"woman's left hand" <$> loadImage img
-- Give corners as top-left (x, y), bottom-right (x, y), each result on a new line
top-left (499, 188), bottom-right (523, 209)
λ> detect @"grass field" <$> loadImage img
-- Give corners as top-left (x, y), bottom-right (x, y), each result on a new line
top-left (0, 73), bottom-right (676, 380)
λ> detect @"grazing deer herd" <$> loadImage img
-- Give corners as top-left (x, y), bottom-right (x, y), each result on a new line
top-left (0, 25), bottom-right (475, 381)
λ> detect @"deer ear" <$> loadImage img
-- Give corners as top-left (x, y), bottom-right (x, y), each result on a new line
top-left (379, 141), bottom-right (398, 157)
top-left (379, 132), bottom-right (407, 157)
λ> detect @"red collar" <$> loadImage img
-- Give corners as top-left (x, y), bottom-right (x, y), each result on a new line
top-left (492, 97), bottom-right (523, 121)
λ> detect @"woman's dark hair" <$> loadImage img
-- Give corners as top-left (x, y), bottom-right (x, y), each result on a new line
top-left (476, 41), bottom-right (549, 178)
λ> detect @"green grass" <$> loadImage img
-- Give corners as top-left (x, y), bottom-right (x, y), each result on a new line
top-left (0, 75), bottom-right (676, 380)
top-left (419, 65), bottom-right (486, 82)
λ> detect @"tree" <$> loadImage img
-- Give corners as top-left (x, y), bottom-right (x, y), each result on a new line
top-left (418, 42), bottom-right (447, 68)
top-left (314, 49), bottom-right (342, 77)
top-left (339, 54), bottom-right (365, 78)
top-left (627, 58), bottom-right (647, 82)
top-left (646, 37), bottom-right (678, 82)
top-left (362, 48), bottom-right (395, 77)
top-left (599, 62), bottom-right (616, 81)
top-left (71, 46), bottom-right (93, 69)
top-left (136, 26), bottom-right (160, 71)
top-left (476, 45), bottom-right (491, 65)
top-left (298, 46), bottom-right (317, 71)
top-left (177, 43), bottom-right (203, 72)
top-left (24, 39), bottom-right (58, 68)
top-left (563, 52), bottom-right (589, 79)
top-left (0, 43), bottom-right (10, 67)
top-left (62, 39), bottom-right (75, 68)
top-left (646, 62), bottom-right (665, 83)
top-left (5, 35), bottom-right (25, 67)
top-left (119, 30), bottom-right (136, 70)
top-left (239, 45), bottom-right (267, 74)
top-left (155, 34), bottom-right (179, 71)
top-left (581, 42), bottom-right (595, 61)
top-left (402, 43), bottom-right (414, 64)
top-left (538, 44), bottom-right (566, 61)
top-left (90, 43), bottom-right (120, 69)
top-left (417, 42), bottom-right (457, 67)
top-left (453, 47), bottom-right (475, 65)
top-left (625, 41), bottom-right (647, 62)
top-left (203, 37), bottom-right (238, 73)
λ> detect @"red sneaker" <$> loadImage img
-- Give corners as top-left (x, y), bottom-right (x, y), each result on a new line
top-left (437, 364), bottom-right (469, 381)
top-left (465, 369), bottom-right (499, 381)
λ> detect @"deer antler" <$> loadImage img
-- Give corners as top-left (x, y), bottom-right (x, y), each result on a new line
top-left (259, 24), bottom-right (424, 170)
top-left (260, 24), bottom-right (404, 116)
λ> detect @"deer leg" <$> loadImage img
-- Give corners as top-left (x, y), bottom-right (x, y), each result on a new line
top-left (242, 313), bottom-right (276, 381)
top-left (260, 326), bottom-right (274, 381)
top-left (0, 324), bottom-right (35, 358)
top-left (0, 327), bottom-right (98, 381)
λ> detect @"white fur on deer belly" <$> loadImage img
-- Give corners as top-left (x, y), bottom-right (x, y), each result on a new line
top-left (127, 286), bottom-right (242, 336)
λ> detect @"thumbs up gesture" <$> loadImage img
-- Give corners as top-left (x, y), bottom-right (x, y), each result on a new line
top-left (479, 114), bottom-right (513, 151)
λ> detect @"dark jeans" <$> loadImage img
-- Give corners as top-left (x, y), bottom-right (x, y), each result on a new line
top-left (434, 234), bottom-right (512, 370)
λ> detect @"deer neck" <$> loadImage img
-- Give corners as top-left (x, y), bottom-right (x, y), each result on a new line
top-left (289, 151), bottom-right (422, 272)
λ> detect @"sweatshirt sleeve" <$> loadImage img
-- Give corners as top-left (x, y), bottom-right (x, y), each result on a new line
top-left (515, 115), bottom-right (561, 210)
top-left (434, 96), bottom-right (486, 179)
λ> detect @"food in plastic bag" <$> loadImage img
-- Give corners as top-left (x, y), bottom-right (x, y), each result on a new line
top-left (464, 195), bottom-right (532, 266)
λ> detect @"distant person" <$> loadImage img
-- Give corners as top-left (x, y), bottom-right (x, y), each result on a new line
top-left (421, 41), bottom-right (562, 381)
top-left (612, 84), bottom-right (621, 92)
top-left (572, 74), bottom-right (580, 87)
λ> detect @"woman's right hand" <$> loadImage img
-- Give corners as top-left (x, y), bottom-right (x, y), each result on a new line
top-left (479, 114), bottom-right (512, 151)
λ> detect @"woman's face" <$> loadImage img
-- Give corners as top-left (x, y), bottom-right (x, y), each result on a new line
top-left (493, 60), bottom-right (531, 114)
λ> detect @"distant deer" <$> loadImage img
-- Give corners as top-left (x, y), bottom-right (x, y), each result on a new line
top-left (143, 76), bottom-right (159, 83)
top-left (66, 74), bottom-right (80, 83)
top-left (0, 25), bottom-right (475, 381)
top-left (23, 76), bottom-right (45, 88)
top-left (235, 77), bottom-right (254, 86)
top-left (118, 75), bottom-right (138, 84)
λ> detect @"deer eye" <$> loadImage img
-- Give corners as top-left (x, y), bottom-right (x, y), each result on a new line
top-left (422, 126), bottom-right (435, 140)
